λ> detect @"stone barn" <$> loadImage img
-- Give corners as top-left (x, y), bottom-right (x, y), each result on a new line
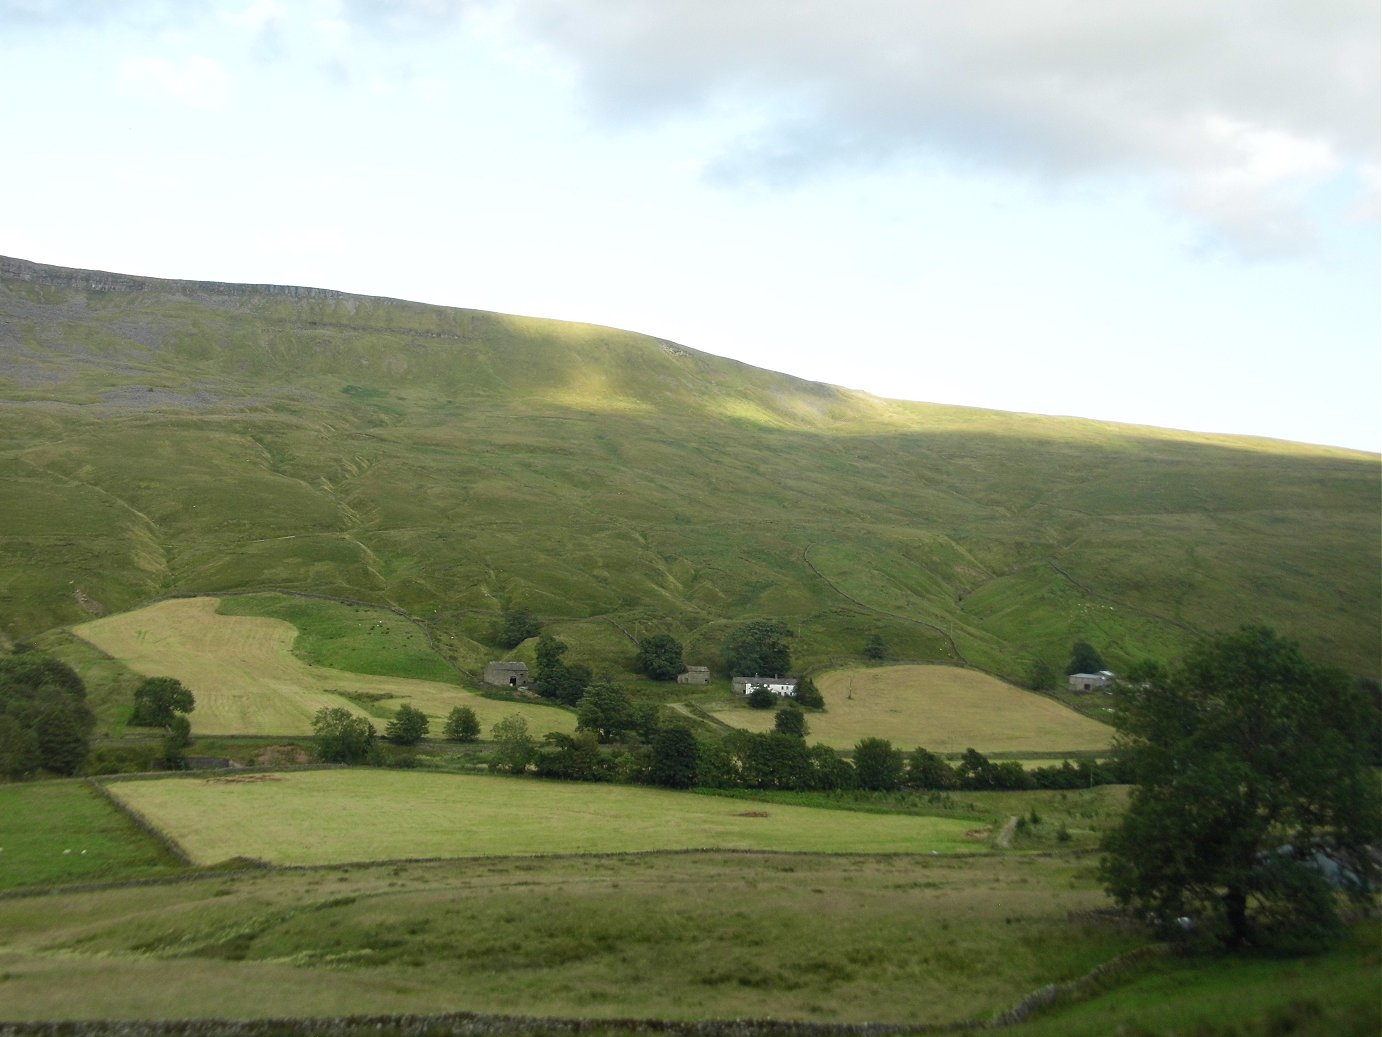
top-left (1068, 670), bottom-right (1114, 692)
top-left (484, 661), bottom-right (530, 689)
top-left (677, 666), bottom-right (711, 685)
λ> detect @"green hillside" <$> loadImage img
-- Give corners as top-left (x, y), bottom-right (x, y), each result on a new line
top-left (1, 255), bottom-right (1377, 683)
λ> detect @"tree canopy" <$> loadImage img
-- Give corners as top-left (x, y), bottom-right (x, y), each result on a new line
top-left (495, 607), bottom-right (541, 649)
top-left (1066, 640), bottom-right (1106, 675)
top-left (312, 707), bottom-right (377, 764)
top-left (130, 676), bottom-right (195, 728)
top-left (576, 678), bottom-right (638, 743)
top-left (634, 634), bottom-right (684, 681)
top-left (0, 653), bottom-right (95, 777)
top-left (385, 703), bottom-right (430, 745)
top-left (443, 705), bottom-right (481, 742)
top-left (724, 620), bottom-right (792, 677)
top-left (1099, 627), bottom-right (1381, 949)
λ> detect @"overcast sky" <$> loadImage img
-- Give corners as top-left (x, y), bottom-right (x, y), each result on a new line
top-left (2, 0), bottom-right (1377, 450)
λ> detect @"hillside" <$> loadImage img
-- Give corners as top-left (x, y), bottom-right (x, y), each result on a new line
top-left (2, 255), bottom-right (1377, 682)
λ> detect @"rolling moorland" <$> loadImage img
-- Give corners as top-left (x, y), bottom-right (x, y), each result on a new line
top-left (1, 255), bottom-right (1379, 685)
top-left (1, 256), bottom-right (1380, 1035)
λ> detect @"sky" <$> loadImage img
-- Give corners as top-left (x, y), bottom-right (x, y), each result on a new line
top-left (1, 0), bottom-right (1378, 451)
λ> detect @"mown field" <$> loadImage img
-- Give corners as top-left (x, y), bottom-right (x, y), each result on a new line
top-left (72, 597), bottom-right (575, 738)
top-left (708, 664), bottom-right (1113, 753)
top-left (105, 770), bottom-right (987, 865)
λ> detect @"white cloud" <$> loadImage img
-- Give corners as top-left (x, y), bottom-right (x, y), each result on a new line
top-left (489, 0), bottom-right (1379, 258)
top-left (116, 53), bottom-right (232, 107)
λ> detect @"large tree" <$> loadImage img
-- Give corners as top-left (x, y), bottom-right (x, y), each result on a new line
top-left (724, 620), bottom-right (792, 676)
top-left (634, 634), bottom-right (684, 681)
top-left (0, 654), bottom-right (95, 776)
top-left (311, 707), bottom-right (377, 764)
top-left (1099, 627), bottom-right (1381, 949)
top-left (130, 676), bottom-right (195, 728)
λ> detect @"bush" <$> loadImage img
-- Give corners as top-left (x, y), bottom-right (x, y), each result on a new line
top-left (312, 707), bottom-right (377, 764)
top-left (384, 704), bottom-right (429, 745)
top-left (443, 705), bottom-right (481, 742)
top-left (746, 685), bottom-right (776, 709)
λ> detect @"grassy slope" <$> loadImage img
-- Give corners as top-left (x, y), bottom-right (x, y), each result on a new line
top-left (1, 257), bottom-right (1377, 685)
top-left (0, 849), bottom-right (1134, 1024)
top-left (71, 597), bottom-right (576, 737)
top-left (708, 664), bottom-right (1114, 752)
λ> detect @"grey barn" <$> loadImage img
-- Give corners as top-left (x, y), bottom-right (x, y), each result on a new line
top-left (484, 661), bottom-right (530, 688)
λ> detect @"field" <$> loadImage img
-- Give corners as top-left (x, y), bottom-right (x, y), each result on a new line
top-left (0, 849), bottom-right (1133, 1025)
top-left (0, 780), bottom-right (185, 891)
top-left (105, 770), bottom-right (986, 865)
top-left (72, 597), bottom-right (575, 738)
top-left (707, 665), bottom-right (1113, 753)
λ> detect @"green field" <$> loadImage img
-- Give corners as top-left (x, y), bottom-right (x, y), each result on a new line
top-left (708, 664), bottom-right (1113, 752)
top-left (1, 258), bottom-right (1377, 689)
top-left (0, 780), bottom-right (184, 890)
top-left (72, 597), bottom-right (575, 738)
top-left (105, 770), bottom-right (987, 865)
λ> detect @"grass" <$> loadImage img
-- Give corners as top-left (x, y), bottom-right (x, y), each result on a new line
top-left (0, 780), bottom-right (185, 890)
top-left (216, 593), bottom-right (462, 683)
top-left (1009, 921), bottom-right (1382, 1036)
top-left (0, 260), bottom-right (1377, 690)
top-left (71, 597), bottom-right (576, 738)
top-left (0, 850), bottom-right (1138, 1024)
top-left (103, 769), bottom-right (987, 865)
top-left (705, 664), bottom-right (1113, 753)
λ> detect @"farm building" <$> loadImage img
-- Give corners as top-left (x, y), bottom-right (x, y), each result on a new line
top-left (484, 661), bottom-right (530, 688)
top-left (732, 676), bottom-right (799, 697)
top-left (1068, 670), bottom-right (1115, 692)
top-left (677, 666), bottom-right (711, 685)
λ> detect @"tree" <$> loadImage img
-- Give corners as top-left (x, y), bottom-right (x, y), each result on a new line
top-left (906, 747), bottom-right (955, 789)
top-left (1099, 627), bottom-right (1382, 949)
top-left (490, 713), bottom-right (536, 774)
top-left (576, 678), bottom-right (637, 743)
top-left (495, 607), bottom-right (541, 649)
top-left (773, 704), bottom-right (808, 739)
top-left (635, 634), bottom-right (685, 681)
top-left (385, 703), bottom-right (430, 745)
top-left (746, 684), bottom-right (776, 710)
top-left (724, 620), bottom-right (792, 677)
top-left (1026, 659), bottom-right (1060, 692)
top-left (864, 633), bottom-right (887, 661)
top-left (161, 714), bottom-right (192, 770)
top-left (853, 737), bottom-right (904, 791)
top-left (0, 654), bottom-right (94, 776)
top-left (443, 705), bottom-right (481, 742)
top-left (795, 675), bottom-right (825, 709)
top-left (130, 676), bottom-right (195, 728)
top-left (1066, 641), bottom-right (1106, 675)
top-left (312, 707), bottom-right (377, 763)
top-left (649, 726), bottom-right (700, 789)
top-left (534, 635), bottom-right (590, 705)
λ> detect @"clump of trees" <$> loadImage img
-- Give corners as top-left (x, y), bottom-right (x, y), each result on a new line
top-left (0, 653), bottom-right (95, 778)
top-left (1100, 627), bottom-right (1381, 950)
top-left (494, 607), bottom-right (541, 649)
top-left (533, 635), bottom-right (591, 705)
top-left (1066, 640), bottom-right (1106, 674)
top-left (312, 707), bottom-right (377, 764)
top-left (725, 620), bottom-right (792, 676)
top-left (864, 634), bottom-right (887, 661)
top-left (634, 634), bottom-right (684, 681)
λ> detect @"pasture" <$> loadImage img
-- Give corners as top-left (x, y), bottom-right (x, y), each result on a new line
top-left (706, 664), bottom-right (1113, 753)
top-left (72, 597), bottom-right (575, 738)
top-left (0, 850), bottom-right (1135, 1024)
top-left (104, 769), bottom-right (986, 865)
top-left (0, 780), bottom-right (184, 891)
